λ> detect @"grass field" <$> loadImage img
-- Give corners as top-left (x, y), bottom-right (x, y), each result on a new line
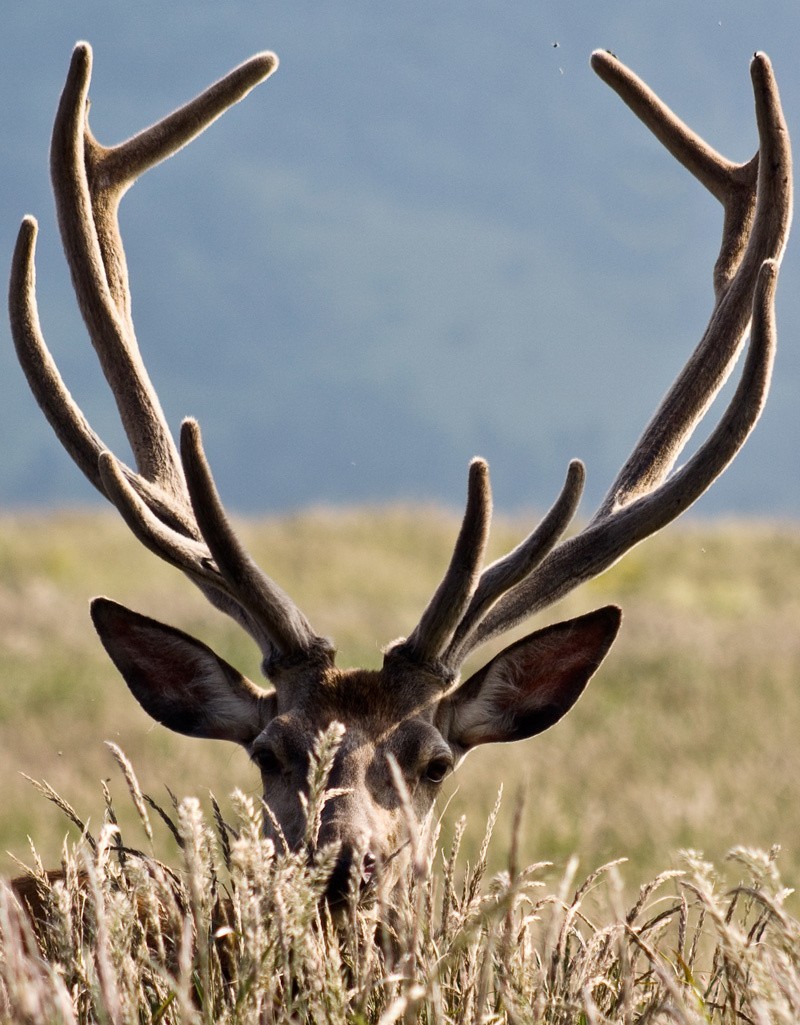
top-left (2, 507), bottom-right (800, 1022)
top-left (1, 506), bottom-right (799, 890)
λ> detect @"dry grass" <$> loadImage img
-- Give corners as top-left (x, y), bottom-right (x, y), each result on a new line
top-left (1, 736), bottom-right (798, 1024)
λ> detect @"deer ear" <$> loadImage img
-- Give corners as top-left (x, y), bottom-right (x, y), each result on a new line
top-left (444, 606), bottom-right (621, 750)
top-left (90, 597), bottom-right (275, 744)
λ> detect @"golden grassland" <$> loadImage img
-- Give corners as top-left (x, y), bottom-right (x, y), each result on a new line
top-left (3, 738), bottom-right (799, 1024)
top-left (1, 506), bottom-right (799, 889)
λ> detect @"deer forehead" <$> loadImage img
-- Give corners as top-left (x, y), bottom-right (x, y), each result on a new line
top-left (258, 667), bottom-right (451, 762)
top-left (275, 664), bottom-right (447, 725)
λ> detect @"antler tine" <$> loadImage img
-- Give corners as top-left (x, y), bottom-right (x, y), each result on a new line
top-left (590, 48), bottom-right (754, 298)
top-left (180, 420), bottom-right (335, 671)
top-left (592, 52), bottom-right (790, 516)
top-left (395, 458), bottom-right (492, 669)
top-left (443, 459), bottom-right (585, 663)
top-left (10, 216), bottom-right (107, 490)
top-left (49, 42), bottom-right (277, 495)
top-left (97, 450), bottom-right (226, 592)
top-left (442, 51), bottom-right (791, 668)
top-left (10, 216), bottom-right (193, 531)
top-left (397, 457), bottom-right (585, 671)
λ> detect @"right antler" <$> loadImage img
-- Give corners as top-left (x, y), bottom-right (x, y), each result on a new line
top-left (9, 43), bottom-right (334, 675)
top-left (396, 51), bottom-right (792, 673)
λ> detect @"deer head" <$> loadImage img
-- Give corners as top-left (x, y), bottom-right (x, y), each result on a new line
top-left (9, 44), bottom-right (791, 903)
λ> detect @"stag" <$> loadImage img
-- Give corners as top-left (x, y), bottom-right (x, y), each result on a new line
top-left (7, 43), bottom-right (792, 908)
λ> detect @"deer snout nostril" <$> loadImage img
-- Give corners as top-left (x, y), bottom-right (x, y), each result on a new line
top-left (323, 846), bottom-right (376, 906)
top-left (361, 851), bottom-right (376, 885)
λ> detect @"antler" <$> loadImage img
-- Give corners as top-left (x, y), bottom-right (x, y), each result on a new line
top-left (397, 51), bottom-right (792, 672)
top-left (9, 43), bottom-right (334, 675)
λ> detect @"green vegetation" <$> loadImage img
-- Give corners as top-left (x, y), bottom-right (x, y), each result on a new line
top-left (1, 508), bottom-right (800, 1021)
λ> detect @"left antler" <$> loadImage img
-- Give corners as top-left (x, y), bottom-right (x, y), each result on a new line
top-left (9, 43), bottom-right (334, 674)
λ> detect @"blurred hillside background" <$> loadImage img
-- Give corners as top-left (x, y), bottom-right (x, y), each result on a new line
top-left (1, 2), bottom-right (798, 517)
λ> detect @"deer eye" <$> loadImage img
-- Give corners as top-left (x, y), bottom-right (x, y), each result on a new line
top-left (253, 747), bottom-right (282, 775)
top-left (423, 755), bottom-right (452, 785)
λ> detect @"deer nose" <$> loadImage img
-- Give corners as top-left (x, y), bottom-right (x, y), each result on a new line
top-left (324, 847), bottom-right (375, 906)
top-left (361, 850), bottom-right (376, 885)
